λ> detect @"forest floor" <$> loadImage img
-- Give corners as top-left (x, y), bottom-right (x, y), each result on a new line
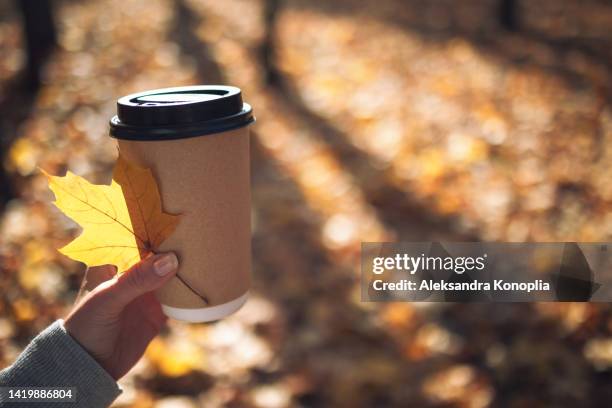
top-left (1, 0), bottom-right (612, 406)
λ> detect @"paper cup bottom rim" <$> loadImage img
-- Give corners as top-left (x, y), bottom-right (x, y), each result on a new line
top-left (161, 291), bottom-right (249, 322)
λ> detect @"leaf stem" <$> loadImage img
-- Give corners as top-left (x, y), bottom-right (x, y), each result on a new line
top-left (175, 272), bottom-right (209, 305)
top-left (149, 250), bottom-right (209, 305)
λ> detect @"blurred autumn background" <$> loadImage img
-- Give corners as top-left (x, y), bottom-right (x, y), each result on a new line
top-left (1, 0), bottom-right (612, 407)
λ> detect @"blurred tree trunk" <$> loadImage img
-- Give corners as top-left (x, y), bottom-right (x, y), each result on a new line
top-left (0, 1), bottom-right (56, 208)
top-left (171, 0), bottom-right (224, 84)
top-left (17, 0), bottom-right (57, 89)
top-left (261, 0), bottom-right (281, 85)
top-left (499, 0), bottom-right (518, 31)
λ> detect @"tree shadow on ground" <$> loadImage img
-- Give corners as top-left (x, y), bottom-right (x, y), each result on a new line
top-left (286, 0), bottom-right (612, 99)
top-left (251, 134), bottom-right (454, 406)
top-left (278, 0), bottom-right (610, 164)
top-left (170, 0), bottom-right (224, 85)
top-left (261, 1), bottom-right (612, 404)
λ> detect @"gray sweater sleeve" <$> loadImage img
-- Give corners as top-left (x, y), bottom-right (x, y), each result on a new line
top-left (0, 320), bottom-right (121, 408)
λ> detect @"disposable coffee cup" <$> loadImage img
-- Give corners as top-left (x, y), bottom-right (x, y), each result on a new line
top-left (109, 85), bottom-right (254, 322)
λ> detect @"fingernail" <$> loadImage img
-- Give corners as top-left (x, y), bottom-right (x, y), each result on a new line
top-left (153, 253), bottom-right (178, 276)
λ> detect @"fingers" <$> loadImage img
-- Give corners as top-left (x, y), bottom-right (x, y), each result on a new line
top-left (100, 252), bottom-right (179, 312)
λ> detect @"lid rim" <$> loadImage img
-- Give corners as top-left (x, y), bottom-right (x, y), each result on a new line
top-left (110, 105), bottom-right (254, 141)
top-left (109, 85), bottom-right (254, 140)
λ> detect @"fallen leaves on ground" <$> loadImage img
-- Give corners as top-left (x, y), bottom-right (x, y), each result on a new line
top-left (1, 0), bottom-right (612, 407)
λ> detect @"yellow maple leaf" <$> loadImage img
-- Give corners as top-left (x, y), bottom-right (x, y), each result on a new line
top-left (44, 154), bottom-right (180, 273)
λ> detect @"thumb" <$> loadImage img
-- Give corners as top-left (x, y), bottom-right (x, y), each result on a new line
top-left (104, 252), bottom-right (178, 310)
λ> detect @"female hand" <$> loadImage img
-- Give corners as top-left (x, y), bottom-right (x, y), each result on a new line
top-left (64, 252), bottom-right (178, 380)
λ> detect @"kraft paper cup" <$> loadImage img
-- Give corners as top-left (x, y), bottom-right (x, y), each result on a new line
top-left (109, 85), bottom-right (254, 322)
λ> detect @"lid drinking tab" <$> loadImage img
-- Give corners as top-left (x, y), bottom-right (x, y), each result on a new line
top-left (136, 93), bottom-right (223, 103)
top-left (109, 85), bottom-right (254, 140)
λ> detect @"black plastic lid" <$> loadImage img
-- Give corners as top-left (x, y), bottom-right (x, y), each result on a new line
top-left (109, 85), bottom-right (254, 140)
